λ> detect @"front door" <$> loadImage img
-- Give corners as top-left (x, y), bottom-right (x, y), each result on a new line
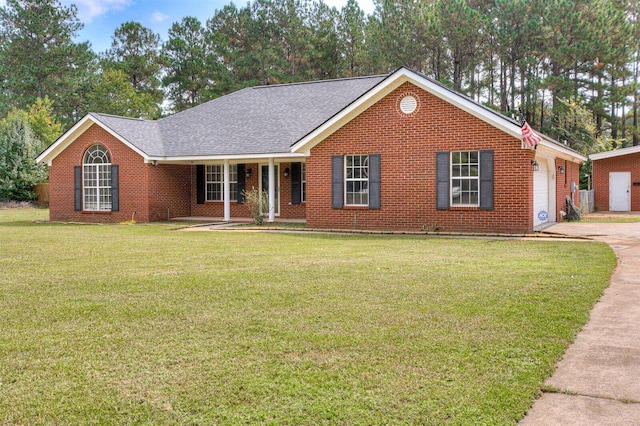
top-left (610, 172), bottom-right (631, 211)
top-left (260, 164), bottom-right (280, 215)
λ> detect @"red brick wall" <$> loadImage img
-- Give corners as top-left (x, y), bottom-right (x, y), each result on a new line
top-left (554, 158), bottom-right (581, 220)
top-left (49, 124), bottom-right (190, 223)
top-left (148, 164), bottom-right (191, 221)
top-left (593, 153), bottom-right (640, 211)
top-left (306, 82), bottom-right (536, 233)
top-left (189, 162), bottom-right (306, 220)
top-left (278, 162), bottom-right (307, 219)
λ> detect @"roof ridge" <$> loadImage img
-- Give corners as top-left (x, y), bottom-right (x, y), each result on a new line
top-left (250, 74), bottom-right (388, 90)
top-left (91, 112), bottom-right (159, 123)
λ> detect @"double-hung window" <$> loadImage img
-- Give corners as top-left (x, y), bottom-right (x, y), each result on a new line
top-left (345, 154), bottom-right (369, 206)
top-left (206, 164), bottom-right (237, 201)
top-left (83, 144), bottom-right (112, 211)
top-left (451, 151), bottom-right (479, 206)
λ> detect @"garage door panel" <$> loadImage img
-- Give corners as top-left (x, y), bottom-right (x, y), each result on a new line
top-left (533, 160), bottom-right (549, 228)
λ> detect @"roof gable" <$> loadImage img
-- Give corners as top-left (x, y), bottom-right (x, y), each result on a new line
top-left (291, 68), bottom-right (524, 154)
top-left (36, 113), bottom-right (152, 165)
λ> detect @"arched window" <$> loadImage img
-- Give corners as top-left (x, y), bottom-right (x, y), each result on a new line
top-left (83, 144), bottom-right (112, 211)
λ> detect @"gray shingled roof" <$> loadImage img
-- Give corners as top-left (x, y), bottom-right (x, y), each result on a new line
top-left (91, 75), bottom-right (386, 158)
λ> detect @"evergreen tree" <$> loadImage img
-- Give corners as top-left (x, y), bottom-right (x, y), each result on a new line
top-left (162, 17), bottom-right (219, 112)
top-left (337, 0), bottom-right (367, 76)
top-left (102, 21), bottom-right (164, 114)
top-left (0, 0), bottom-right (95, 124)
top-left (0, 112), bottom-right (47, 200)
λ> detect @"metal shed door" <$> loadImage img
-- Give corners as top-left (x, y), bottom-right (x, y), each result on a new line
top-left (609, 172), bottom-right (631, 211)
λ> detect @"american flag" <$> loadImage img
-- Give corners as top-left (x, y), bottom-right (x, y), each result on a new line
top-left (521, 122), bottom-right (542, 149)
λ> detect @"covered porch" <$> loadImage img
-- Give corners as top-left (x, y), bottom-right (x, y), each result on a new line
top-left (150, 155), bottom-right (306, 223)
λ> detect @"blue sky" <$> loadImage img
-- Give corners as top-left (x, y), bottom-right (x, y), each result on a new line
top-left (0, 0), bottom-right (376, 54)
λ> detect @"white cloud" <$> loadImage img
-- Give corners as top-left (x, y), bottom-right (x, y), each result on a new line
top-left (150, 11), bottom-right (169, 23)
top-left (69, 0), bottom-right (132, 23)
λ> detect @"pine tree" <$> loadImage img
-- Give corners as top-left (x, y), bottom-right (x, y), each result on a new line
top-left (162, 17), bottom-right (219, 112)
top-left (0, 0), bottom-right (95, 124)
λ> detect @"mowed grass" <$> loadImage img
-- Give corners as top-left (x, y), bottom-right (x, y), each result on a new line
top-left (580, 216), bottom-right (640, 223)
top-left (0, 208), bottom-right (616, 425)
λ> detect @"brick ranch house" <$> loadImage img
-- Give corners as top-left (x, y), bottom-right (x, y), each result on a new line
top-left (37, 67), bottom-right (586, 233)
top-left (590, 145), bottom-right (640, 212)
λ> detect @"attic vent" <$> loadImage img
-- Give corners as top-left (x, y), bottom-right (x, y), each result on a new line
top-left (400, 95), bottom-right (417, 114)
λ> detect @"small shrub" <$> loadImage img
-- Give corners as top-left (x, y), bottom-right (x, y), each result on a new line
top-left (242, 188), bottom-right (269, 225)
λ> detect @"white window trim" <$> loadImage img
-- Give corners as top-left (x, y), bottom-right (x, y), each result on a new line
top-left (450, 150), bottom-right (480, 207)
top-left (83, 144), bottom-right (112, 211)
top-left (344, 154), bottom-right (369, 206)
top-left (206, 164), bottom-right (237, 202)
top-left (301, 163), bottom-right (306, 203)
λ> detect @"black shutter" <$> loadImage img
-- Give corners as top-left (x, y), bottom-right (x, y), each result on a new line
top-left (436, 151), bottom-right (450, 210)
top-left (74, 166), bottom-right (82, 211)
top-left (111, 165), bottom-right (119, 212)
top-left (196, 165), bottom-right (205, 204)
top-left (368, 154), bottom-right (381, 209)
top-left (479, 150), bottom-right (494, 210)
top-left (291, 162), bottom-right (301, 205)
top-left (237, 164), bottom-right (245, 204)
top-left (332, 155), bottom-right (343, 209)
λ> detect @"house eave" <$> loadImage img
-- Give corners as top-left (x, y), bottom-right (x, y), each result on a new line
top-left (148, 152), bottom-right (307, 165)
top-left (589, 145), bottom-right (640, 161)
top-left (537, 138), bottom-right (588, 162)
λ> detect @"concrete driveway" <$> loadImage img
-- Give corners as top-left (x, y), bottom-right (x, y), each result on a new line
top-left (521, 214), bottom-right (640, 425)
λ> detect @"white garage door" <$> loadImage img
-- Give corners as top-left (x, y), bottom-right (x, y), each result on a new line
top-left (533, 160), bottom-right (549, 228)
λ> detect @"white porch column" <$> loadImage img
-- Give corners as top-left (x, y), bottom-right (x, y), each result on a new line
top-left (223, 159), bottom-right (230, 221)
top-left (268, 157), bottom-right (275, 223)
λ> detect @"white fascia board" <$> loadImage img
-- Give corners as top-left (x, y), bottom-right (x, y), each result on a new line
top-left (36, 114), bottom-right (149, 166)
top-left (149, 152), bottom-right (307, 164)
top-left (589, 145), bottom-right (640, 161)
top-left (291, 67), bottom-right (524, 153)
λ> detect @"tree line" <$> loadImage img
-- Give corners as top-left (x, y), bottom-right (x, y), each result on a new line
top-left (1, 0), bottom-right (639, 163)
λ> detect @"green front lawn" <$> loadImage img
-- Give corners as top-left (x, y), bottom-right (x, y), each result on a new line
top-left (0, 208), bottom-right (616, 425)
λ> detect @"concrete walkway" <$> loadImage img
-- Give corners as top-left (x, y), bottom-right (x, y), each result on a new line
top-left (521, 213), bottom-right (640, 425)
